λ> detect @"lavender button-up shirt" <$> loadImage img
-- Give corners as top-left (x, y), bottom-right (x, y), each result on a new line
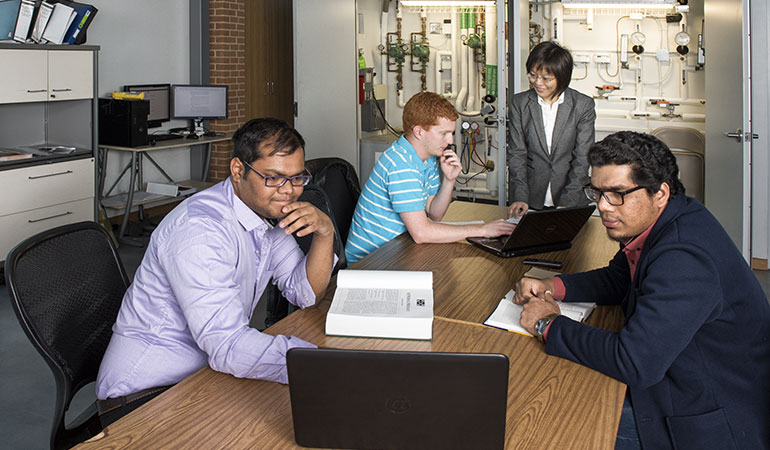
top-left (96, 178), bottom-right (317, 399)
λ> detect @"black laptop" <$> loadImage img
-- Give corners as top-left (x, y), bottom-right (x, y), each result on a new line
top-left (467, 204), bottom-right (596, 257)
top-left (287, 348), bottom-right (509, 450)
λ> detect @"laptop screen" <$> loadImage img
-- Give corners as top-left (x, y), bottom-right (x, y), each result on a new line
top-left (287, 348), bottom-right (509, 450)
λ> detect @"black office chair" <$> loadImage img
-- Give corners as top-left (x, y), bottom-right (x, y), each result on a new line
top-left (264, 184), bottom-right (346, 328)
top-left (305, 157), bottom-right (361, 246)
top-left (5, 221), bottom-right (130, 450)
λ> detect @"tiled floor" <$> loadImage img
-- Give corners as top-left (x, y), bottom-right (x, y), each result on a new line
top-left (2, 225), bottom-right (770, 449)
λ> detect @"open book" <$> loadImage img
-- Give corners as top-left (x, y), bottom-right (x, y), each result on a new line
top-left (326, 270), bottom-right (433, 340)
top-left (484, 290), bottom-right (595, 337)
top-left (485, 267), bottom-right (594, 337)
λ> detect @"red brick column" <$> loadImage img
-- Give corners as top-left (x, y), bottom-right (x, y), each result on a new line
top-left (208, 0), bottom-right (245, 182)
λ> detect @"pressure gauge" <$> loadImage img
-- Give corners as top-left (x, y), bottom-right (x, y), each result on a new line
top-left (674, 31), bottom-right (690, 46)
top-left (675, 30), bottom-right (690, 55)
top-left (630, 31), bottom-right (646, 46)
top-left (470, 122), bottom-right (480, 131)
top-left (461, 121), bottom-right (471, 130)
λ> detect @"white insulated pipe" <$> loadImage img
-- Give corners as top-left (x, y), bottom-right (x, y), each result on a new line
top-left (455, 186), bottom-right (493, 195)
top-left (466, 27), bottom-right (477, 112)
top-left (451, 8), bottom-right (458, 100)
top-left (458, 173), bottom-right (487, 181)
top-left (485, 6), bottom-right (497, 67)
top-left (456, 20), bottom-right (468, 111)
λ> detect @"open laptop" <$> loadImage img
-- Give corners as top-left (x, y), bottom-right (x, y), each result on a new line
top-left (287, 348), bottom-right (509, 450)
top-left (467, 204), bottom-right (596, 257)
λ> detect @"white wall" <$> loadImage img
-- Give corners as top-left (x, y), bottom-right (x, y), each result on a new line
top-left (87, 0), bottom-right (191, 197)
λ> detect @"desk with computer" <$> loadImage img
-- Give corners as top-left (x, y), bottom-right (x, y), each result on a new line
top-left (98, 83), bottom-right (232, 242)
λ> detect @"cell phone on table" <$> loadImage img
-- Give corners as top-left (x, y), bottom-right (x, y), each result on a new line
top-left (522, 258), bottom-right (563, 269)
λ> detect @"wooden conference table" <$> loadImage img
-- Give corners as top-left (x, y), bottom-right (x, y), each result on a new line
top-left (77, 202), bottom-right (625, 450)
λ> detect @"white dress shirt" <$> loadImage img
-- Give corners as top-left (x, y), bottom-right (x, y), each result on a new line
top-left (538, 91), bottom-right (566, 207)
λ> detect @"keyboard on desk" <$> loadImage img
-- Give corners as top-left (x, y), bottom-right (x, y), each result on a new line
top-left (147, 133), bottom-right (182, 142)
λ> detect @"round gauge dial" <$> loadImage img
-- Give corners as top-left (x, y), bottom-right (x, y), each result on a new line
top-left (470, 122), bottom-right (480, 130)
top-left (461, 121), bottom-right (471, 130)
top-left (674, 31), bottom-right (691, 46)
top-left (630, 31), bottom-right (646, 46)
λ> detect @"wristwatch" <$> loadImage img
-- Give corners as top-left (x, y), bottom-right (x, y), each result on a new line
top-left (534, 314), bottom-right (559, 343)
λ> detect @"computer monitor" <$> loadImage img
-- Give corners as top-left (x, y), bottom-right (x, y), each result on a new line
top-left (171, 84), bottom-right (228, 134)
top-left (123, 84), bottom-right (171, 129)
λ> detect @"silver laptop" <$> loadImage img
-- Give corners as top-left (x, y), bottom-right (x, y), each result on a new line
top-left (287, 348), bottom-right (509, 450)
top-left (467, 204), bottom-right (596, 257)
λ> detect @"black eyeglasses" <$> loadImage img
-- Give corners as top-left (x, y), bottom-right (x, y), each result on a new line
top-left (242, 159), bottom-right (312, 188)
top-left (583, 184), bottom-right (645, 206)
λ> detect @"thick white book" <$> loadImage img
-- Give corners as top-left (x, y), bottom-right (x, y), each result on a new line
top-left (484, 289), bottom-right (595, 337)
top-left (326, 270), bottom-right (433, 340)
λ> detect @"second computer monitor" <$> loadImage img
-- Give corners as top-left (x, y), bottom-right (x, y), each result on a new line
top-left (124, 84), bottom-right (171, 129)
top-left (171, 85), bottom-right (229, 121)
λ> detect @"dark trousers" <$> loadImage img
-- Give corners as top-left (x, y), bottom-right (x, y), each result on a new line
top-left (615, 393), bottom-right (642, 450)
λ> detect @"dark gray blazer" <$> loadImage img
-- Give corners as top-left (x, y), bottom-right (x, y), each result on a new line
top-left (507, 88), bottom-right (596, 209)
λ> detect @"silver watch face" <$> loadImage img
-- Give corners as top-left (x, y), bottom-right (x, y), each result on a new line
top-left (535, 317), bottom-right (548, 335)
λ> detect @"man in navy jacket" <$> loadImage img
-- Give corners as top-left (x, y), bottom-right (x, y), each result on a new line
top-left (514, 131), bottom-right (770, 450)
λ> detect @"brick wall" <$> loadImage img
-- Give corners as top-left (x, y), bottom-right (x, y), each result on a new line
top-left (208, 0), bottom-right (246, 182)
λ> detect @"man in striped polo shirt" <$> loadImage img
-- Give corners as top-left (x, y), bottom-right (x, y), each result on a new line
top-left (345, 92), bottom-right (515, 265)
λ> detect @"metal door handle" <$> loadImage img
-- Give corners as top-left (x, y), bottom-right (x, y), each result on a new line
top-left (28, 170), bottom-right (73, 180)
top-left (28, 211), bottom-right (72, 223)
top-left (724, 129), bottom-right (743, 142)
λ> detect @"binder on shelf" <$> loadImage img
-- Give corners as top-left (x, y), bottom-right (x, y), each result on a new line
top-left (61, 0), bottom-right (96, 45)
top-left (30, 0), bottom-right (52, 43)
top-left (0, 0), bottom-right (22, 41)
top-left (13, 0), bottom-right (36, 42)
top-left (41, 1), bottom-right (76, 45)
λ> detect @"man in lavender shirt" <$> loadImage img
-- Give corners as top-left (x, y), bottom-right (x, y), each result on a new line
top-left (95, 118), bottom-right (335, 426)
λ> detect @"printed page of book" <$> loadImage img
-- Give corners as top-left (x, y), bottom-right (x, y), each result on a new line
top-left (330, 270), bottom-right (433, 319)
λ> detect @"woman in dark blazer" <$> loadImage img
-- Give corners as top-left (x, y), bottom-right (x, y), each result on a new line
top-left (507, 41), bottom-right (596, 218)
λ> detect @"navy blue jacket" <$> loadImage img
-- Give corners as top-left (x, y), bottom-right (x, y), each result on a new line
top-left (551, 195), bottom-right (770, 450)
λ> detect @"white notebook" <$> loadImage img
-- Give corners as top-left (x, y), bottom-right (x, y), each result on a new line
top-left (484, 289), bottom-right (595, 337)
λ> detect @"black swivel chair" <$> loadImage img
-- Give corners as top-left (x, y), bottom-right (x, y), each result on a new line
top-left (304, 157), bottom-right (361, 246)
top-left (5, 221), bottom-right (130, 450)
top-left (263, 184), bottom-right (346, 328)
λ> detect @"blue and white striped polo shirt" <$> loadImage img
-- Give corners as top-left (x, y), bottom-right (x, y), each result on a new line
top-left (345, 135), bottom-right (440, 264)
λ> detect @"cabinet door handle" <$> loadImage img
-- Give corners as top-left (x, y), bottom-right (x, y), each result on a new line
top-left (28, 211), bottom-right (72, 223)
top-left (27, 89), bottom-right (47, 93)
top-left (51, 88), bottom-right (73, 92)
top-left (28, 170), bottom-right (73, 180)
